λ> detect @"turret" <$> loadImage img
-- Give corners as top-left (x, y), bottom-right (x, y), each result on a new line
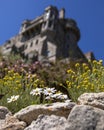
top-left (41, 6), bottom-right (58, 34)
top-left (65, 19), bottom-right (80, 41)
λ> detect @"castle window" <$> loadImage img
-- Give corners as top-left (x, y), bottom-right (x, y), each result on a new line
top-left (30, 42), bottom-right (33, 47)
top-left (49, 21), bottom-right (53, 28)
top-left (26, 31), bottom-right (30, 40)
top-left (35, 40), bottom-right (38, 45)
top-left (44, 22), bottom-right (46, 27)
top-left (47, 50), bottom-right (50, 57)
top-left (30, 29), bottom-right (35, 38)
top-left (50, 11), bottom-right (53, 18)
top-left (35, 26), bottom-right (41, 35)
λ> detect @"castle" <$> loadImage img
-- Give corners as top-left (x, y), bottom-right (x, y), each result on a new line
top-left (1, 6), bottom-right (95, 62)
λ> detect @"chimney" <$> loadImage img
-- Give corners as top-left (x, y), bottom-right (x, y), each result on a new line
top-left (59, 8), bottom-right (65, 19)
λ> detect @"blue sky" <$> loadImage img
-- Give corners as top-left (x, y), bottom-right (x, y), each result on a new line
top-left (0, 0), bottom-right (104, 61)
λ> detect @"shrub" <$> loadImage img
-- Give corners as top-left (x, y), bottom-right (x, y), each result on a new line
top-left (66, 60), bottom-right (104, 102)
top-left (0, 68), bottom-right (68, 113)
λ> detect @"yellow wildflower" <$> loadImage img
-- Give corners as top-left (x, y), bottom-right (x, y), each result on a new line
top-left (75, 63), bottom-right (80, 68)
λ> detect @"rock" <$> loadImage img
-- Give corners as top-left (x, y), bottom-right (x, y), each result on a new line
top-left (25, 114), bottom-right (67, 130)
top-left (14, 101), bottom-right (75, 125)
top-left (78, 92), bottom-right (104, 109)
top-left (0, 106), bottom-right (11, 119)
top-left (0, 122), bottom-right (26, 130)
top-left (0, 106), bottom-right (11, 128)
top-left (66, 105), bottom-right (104, 130)
top-left (2, 93), bottom-right (104, 130)
top-left (5, 114), bottom-right (21, 124)
top-left (0, 120), bottom-right (5, 128)
top-left (0, 113), bottom-right (26, 130)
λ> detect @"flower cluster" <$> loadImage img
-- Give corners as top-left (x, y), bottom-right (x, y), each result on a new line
top-left (30, 87), bottom-right (68, 101)
top-left (66, 60), bottom-right (104, 101)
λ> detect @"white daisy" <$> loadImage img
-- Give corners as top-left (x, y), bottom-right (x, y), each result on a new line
top-left (30, 88), bottom-right (43, 96)
top-left (51, 93), bottom-right (68, 100)
top-left (43, 88), bottom-right (56, 96)
top-left (7, 95), bottom-right (19, 103)
top-left (57, 94), bottom-right (68, 100)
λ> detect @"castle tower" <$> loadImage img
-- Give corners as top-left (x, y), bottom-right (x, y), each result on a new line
top-left (41, 6), bottom-right (58, 35)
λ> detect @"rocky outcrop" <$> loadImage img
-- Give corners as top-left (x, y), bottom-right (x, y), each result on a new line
top-left (1, 121), bottom-right (26, 130)
top-left (0, 107), bottom-right (26, 130)
top-left (78, 92), bottom-right (104, 109)
top-left (1, 93), bottom-right (104, 130)
top-left (24, 105), bottom-right (104, 130)
top-left (67, 105), bottom-right (104, 130)
top-left (0, 106), bottom-right (10, 119)
top-left (14, 101), bottom-right (75, 125)
top-left (24, 114), bottom-right (67, 130)
top-left (0, 106), bottom-right (11, 128)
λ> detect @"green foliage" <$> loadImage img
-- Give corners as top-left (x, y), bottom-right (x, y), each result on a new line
top-left (0, 57), bottom-right (104, 113)
top-left (7, 53), bottom-right (23, 64)
top-left (66, 60), bottom-right (104, 102)
top-left (0, 66), bottom-right (68, 113)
